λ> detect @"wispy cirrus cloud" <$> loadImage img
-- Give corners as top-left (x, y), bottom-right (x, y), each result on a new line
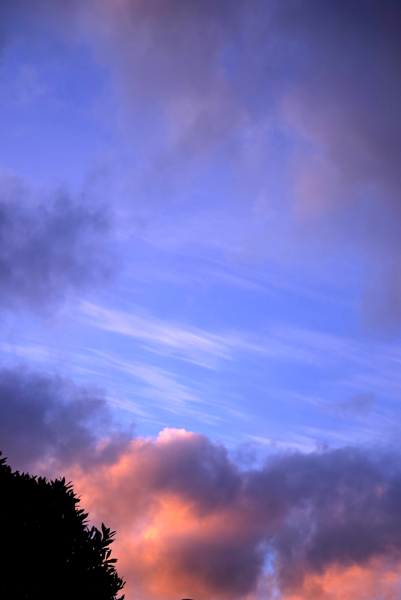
top-left (80, 301), bottom-right (236, 368)
top-left (80, 301), bottom-right (401, 375)
top-left (81, 301), bottom-right (366, 370)
top-left (86, 349), bottom-right (216, 421)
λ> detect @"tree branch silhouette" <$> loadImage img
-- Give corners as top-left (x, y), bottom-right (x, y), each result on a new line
top-left (0, 451), bottom-right (125, 600)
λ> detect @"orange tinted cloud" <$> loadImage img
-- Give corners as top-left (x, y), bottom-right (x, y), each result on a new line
top-left (67, 429), bottom-right (265, 600)
top-left (283, 559), bottom-right (401, 600)
top-left (58, 430), bottom-right (401, 600)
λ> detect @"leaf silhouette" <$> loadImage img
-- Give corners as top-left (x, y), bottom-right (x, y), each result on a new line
top-left (0, 451), bottom-right (126, 600)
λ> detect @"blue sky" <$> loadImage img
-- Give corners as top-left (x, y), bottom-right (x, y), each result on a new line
top-left (1, 0), bottom-right (401, 455)
top-left (2, 2), bottom-right (401, 599)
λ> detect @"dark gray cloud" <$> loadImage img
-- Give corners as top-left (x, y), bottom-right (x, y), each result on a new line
top-left (0, 177), bottom-right (114, 312)
top-left (0, 366), bottom-right (131, 472)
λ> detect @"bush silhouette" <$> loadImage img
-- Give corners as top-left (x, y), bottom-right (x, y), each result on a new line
top-left (0, 452), bottom-right (125, 600)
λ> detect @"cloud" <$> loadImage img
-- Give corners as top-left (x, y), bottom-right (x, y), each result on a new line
top-left (15, 0), bottom-right (398, 327)
top-left (85, 0), bottom-right (248, 152)
top-left (80, 301), bottom-right (233, 368)
top-left (0, 366), bottom-right (130, 473)
top-left (56, 429), bottom-right (401, 600)
top-left (3, 3), bottom-right (400, 242)
top-left (3, 0), bottom-right (401, 195)
top-left (0, 360), bottom-right (399, 600)
top-left (0, 174), bottom-right (114, 313)
top-left (87, 349), bottom-right (214, 421)
top-left (281, 559), bottom-right (401, 600)
top-left (323, 393), bottom-right (376, 418)
top-left (281, 0), bottom-right (401, 198)
top-left (270, 0), bottom-right (401, 325)
top-left (75, 0), bottom-right (401, 188)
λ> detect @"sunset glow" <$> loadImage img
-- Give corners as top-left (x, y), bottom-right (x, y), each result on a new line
top-left (1, 1), bottom-right (401, 599)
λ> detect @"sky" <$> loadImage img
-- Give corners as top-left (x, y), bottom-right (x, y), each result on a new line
top-left (1, 1), bottom-right (401, 599)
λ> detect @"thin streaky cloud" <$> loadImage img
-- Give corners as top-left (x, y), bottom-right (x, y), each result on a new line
top-left (81, 301), bottom-right (388, 372)
top-left (105, 395), bottom-right (153, 419)
top-left (86, 348), bottom-right (223, 424)
top-left (5, 316), bottom-right (401, 415)
top-left (80, 301), bottom-right (233, 368)
top-left (0, 341), bottom-right (63, 364)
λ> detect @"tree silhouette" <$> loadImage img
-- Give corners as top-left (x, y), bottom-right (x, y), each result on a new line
top-left (0, 452), bottom-right (125, 600)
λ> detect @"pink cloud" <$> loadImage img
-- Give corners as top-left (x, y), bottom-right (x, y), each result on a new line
top-left (282, 560), bottom-right (401, 600)
top-left (53, 429), bottom-right (401, 600)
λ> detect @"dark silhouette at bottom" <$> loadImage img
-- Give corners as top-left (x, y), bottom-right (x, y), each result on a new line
top-left (0, 452), bottom-right (125, 600)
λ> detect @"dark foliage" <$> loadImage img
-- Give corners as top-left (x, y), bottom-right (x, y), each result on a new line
top-left (0, 452), bottom-right (125, 600)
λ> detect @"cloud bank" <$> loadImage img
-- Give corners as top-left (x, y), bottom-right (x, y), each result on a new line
top-left (59, 429), bottom-right (401, 600)
top-left (1, 361), bottom-right (400, 600)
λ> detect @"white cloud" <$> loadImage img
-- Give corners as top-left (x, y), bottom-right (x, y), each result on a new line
top-left (80, 301), bottom-right (235, 368)
top-left (86, 349), bottom-right (223, 424)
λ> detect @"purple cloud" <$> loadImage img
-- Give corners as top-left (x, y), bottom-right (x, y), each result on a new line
top-left (21, 426), bottom-right (401, 600)
top-left (8, 0), bottom-right (397, 328)
top-left (0, 366), bottom-right (130, 472)
top-left (0, 176), bottom-right (115, 312)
